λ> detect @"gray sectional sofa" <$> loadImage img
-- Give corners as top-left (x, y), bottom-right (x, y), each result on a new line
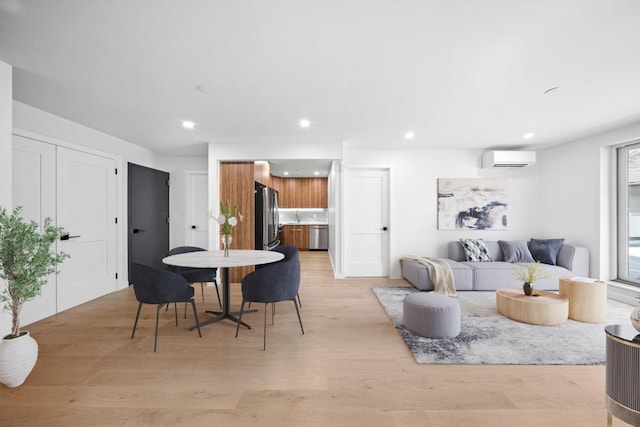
top-left (401, 240), bottom-right (589, 291)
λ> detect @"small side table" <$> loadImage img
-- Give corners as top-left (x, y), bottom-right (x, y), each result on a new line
top-left (559, 277), bottom-right (607, 323)
top-left (605, 325), bottom-right (640, 427)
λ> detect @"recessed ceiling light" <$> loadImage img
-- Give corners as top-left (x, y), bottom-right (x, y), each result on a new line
top-left (522, 132), bottom-right (535, 139)
top-left (299, 119), bottom-right (311, 128)
top-left (283, 171), bottom-right (289, 176)
top-left (404, 131), bottom-right (415, 140)
top-left (182, 120), bottom-right (195, 129)
top-left (314, 171), bottom-right (319, 176)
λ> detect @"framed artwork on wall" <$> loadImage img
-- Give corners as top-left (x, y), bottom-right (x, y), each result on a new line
top-left (437, 178), bottom-right (508, 230)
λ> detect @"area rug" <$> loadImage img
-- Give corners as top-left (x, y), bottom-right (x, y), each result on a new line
top-left (372, 287), bottom-right (634, 365)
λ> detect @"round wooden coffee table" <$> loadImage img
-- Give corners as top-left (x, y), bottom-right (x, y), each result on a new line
top-left (496, 288), bottom-right (568, 326)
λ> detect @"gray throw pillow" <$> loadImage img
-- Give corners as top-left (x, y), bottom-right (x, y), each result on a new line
top-left (498, 240), bottom-right (534, 263)
top-left (459, 238), bottom-right (492, 262)
top-left (528, 238), bottom-right (565, 265)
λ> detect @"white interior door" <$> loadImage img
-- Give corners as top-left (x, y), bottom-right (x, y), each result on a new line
top-left (344, 167), bottom-right (390, 277)
top-left (185, 171), bottom-right (209, 248)
top-left (56, 147), bottom-right (117, 311)
top-left (12, 135), bottom-right (57, 326)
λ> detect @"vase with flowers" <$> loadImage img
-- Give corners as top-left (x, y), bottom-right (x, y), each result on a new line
top-left (213, 199), bottom-right (242, 257)
top-left (512, 262), bottom-right (550, 296)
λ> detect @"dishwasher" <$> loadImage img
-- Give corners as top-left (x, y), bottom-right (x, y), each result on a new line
top-left (308, 225), bottom-right (328, 250)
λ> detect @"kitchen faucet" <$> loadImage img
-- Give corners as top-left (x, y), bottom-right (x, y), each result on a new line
top-left (296, 210), bottom-right (301, 223)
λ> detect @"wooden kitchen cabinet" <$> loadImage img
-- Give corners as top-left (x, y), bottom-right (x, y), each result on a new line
top-left (281, 224), bottom-right (309, 250)
top-left (273, 177), bottom-right (327, 208)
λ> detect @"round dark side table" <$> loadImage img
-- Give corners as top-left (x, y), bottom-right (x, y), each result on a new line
top-left (605, 324), bottom-right (640, 426)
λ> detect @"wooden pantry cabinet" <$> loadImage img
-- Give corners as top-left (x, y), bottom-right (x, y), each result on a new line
top-left (220, 161), bottom-right (255, 283)
top-left (281, 224), bottom-right (309, 250)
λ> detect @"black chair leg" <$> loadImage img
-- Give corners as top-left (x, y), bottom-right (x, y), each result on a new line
top-left (293, 299), bottom-right (304, 335)
top-left (200, 282), bottom-right (205, 304)
top-left (131, 302), bottom-right (143, 338)
top-left (190, 299), bottom-right (202, 338)
top-left (174, 302), bottom-right (179, 326)
top-left (272, 302), bottom-right (275, 325)
top-left (296, 292), bottom-right (302, 307)
top-left (214, 283), bottom-right (222, 308)
top-left (235, 300), bottom-right (246, 338)
top-left (263, 303), bottom-right (268, 351)
top-left (154, 304), bottom-right (162, 352)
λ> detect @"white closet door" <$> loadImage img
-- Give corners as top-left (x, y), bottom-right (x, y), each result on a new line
top-left (56, 147), bottom-right (117, 311)
top-left (185, 171), bottom-right (209, 248)
top-left (344, 167), bottom-right (390, 277)
top-left (12, 135), bottom-right (57, 326)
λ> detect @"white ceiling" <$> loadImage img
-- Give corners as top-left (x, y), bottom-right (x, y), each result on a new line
top-left (1, 0), bottom-right (640, 168)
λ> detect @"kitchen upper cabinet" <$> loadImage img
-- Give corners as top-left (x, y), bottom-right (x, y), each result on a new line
top-left (281, 224), bottom-right (309, 250)
top-left (254, 161), bottom-right (271, 187)
top-left (273, 177), bottom-right (328, 208)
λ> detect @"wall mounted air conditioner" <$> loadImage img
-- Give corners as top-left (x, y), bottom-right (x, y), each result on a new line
top-left (481, 150), bottom-right (536, 168)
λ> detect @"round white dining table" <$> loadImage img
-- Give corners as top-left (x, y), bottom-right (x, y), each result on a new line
top-left (162, 249), bottom-right (284, 329)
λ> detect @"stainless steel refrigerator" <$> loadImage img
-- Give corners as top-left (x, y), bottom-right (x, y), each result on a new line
top-left (254, 181), bottom-right (280, 250)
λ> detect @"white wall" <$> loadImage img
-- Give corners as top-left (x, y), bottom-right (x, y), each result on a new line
top-left (0, 60), bottom-right (12, 335)
top-left (156, 156), bottom-right (208, 248)
top-left (328, 161), bottom-right (341, 276)
top-left (343, 147), bottom-right (542, 279)
top-left (538, 122), bottom-right (640, 280)
top-left (0, 62), bottom-right (10, 208)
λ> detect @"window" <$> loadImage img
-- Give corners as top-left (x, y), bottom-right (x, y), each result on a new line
top-left (618, 143), bottom-right (640, 285)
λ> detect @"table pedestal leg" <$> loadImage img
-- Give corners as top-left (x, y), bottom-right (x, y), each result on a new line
top-left (189, 267), bottom-right (256, 330)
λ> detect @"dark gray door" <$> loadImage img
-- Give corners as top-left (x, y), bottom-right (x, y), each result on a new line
top-left (128, 163), bottom-right (169, 281)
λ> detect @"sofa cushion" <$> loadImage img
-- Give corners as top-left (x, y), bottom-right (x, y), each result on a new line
top-left (459, 238), bottom-right (492, 262)
top-left (462, 261), bottom-right (564, 291)
top-left (498, 240), bottom-right (534, 263)
top-left (528, 238), bottom-right (565, 265)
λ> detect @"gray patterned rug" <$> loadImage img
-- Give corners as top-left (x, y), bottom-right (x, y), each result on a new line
top-left (372, 286), bottom-right (634, 365)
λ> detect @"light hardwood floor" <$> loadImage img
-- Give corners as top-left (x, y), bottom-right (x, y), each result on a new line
top-left (0, 252), bottom-right (630, 426)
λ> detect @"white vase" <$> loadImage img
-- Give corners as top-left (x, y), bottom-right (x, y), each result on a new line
top-left (0, 332), bottom-right (39, 388)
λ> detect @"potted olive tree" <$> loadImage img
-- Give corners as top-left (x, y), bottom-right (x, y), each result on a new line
top-left (0, 206), bottom-right (68, 387)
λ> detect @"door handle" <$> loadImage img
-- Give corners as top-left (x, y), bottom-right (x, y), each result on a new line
top-left (132, 228), bottom-right (146, 234)
top-left (60, 233), bottom-right (81, 241)
top-left (381, 226), bottom-right (388, 231)
top-left (191, 225), bottom-right (197, 229)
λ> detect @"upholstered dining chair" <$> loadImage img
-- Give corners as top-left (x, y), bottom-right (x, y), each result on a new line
top-left (235, 245), bottom-right (304, 350)
top-left (130, 262), bottom-right (202, 352)
top-left (166, 246), bottom-right (222, 308)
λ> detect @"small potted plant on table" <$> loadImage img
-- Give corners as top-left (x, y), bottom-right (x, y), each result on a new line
top-left (513, 262), bottom-right (550, 296)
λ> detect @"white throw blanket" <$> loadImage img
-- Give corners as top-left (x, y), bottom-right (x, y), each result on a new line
top-left (403, 256), bottom-right (457, 297)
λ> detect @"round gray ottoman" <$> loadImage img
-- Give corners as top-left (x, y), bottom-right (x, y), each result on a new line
top-left (402, 293), bottom-right (460, 338)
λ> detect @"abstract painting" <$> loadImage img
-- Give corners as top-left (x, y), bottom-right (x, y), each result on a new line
top-left (437, 178), bottom-right (508, 230)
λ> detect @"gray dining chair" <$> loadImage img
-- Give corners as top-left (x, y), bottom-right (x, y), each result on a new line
top-left (235, 245), bottom-right (304, 350)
